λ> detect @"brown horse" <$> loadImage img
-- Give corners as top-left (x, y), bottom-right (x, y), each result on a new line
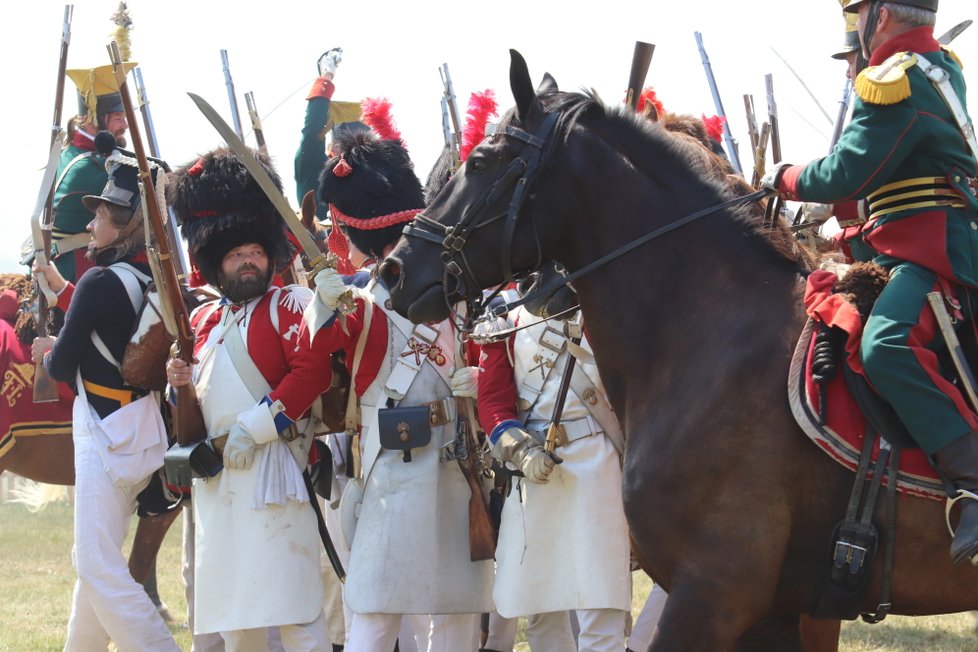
top-left (380, 51), bottom-right (978, 651)
top-left (0, 272), bottom-right (180, 586)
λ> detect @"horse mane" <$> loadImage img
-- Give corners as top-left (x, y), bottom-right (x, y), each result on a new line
top-left (541, 91), bottom-right (811, 270)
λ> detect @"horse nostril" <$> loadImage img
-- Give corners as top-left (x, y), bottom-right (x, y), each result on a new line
top-left (379, 258), bottom-right (402, 289)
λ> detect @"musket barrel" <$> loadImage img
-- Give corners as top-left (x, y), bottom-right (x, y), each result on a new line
top-left (220, 49), bottom-right (244, 140)
top-left (694, 31), bottom-right (743, 174)
top-left (108, 40), bottom-right (207, 445)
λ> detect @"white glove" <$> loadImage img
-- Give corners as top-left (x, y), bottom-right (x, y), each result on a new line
top-left (224, 423), bottom-right (258, 470)
top-left (760, 162), bottom-right (792, 193)
top-left (801, 202), bottom-right (834, 223)
top-left (450, 366), bottom-right (479, 399)
top-left (318, 48), bottom-right (343, 77)
top-left (314, 266), bottom-right (348, 310)
top-left (491, 427), bottom-right (560, 484)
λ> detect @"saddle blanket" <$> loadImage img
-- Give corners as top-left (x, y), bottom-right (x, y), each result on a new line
top-left (787, 271), bottom-right (944, 501)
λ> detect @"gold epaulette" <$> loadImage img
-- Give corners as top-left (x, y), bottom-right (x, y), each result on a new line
top-left (942, 45), bottom-right (964, 69)
top-left (855, 52), bottom-right (918, 105)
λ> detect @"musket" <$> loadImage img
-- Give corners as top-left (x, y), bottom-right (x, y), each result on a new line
top-left (625, 41), bottom-right (655, 111)
top-left (765, 74), bottom-right (781, 165)
top-left (694, 31), bottom-right (743, 174)
top-left (220, 49), bottom-right (244, 140)
top-left (108, 41), bottom-right (207, 445)
top-left (439, 63), bottom-right (463, 168)
top-left (244, 91), bottom-right (266, 152)
top-left (827, 78), bottom-right (853, 154)
top-left (744, 94), bottom-right (759, 152)
top-left (32, 5), bottom-right (74, 403)
top-left (751, 122), bottom-right (772, 189)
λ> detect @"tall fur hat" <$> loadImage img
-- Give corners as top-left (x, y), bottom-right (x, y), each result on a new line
top-left (168, 147), bottom-right (294, 287)
top-left (318, 130), bottom-right (425, 228)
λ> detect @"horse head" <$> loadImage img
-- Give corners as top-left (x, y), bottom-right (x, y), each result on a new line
top-left (382, 50), bottom-right (574, 324)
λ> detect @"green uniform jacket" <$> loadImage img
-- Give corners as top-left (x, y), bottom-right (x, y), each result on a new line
top-left (781, 26), bottom-right (978, 286)
top-left (51, 140), bottom-right (107, 281)
top-left (294, 95), bottom-right (330, 220)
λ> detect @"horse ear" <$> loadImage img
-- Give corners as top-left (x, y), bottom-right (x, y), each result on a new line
top-left (537, 73), bottom-right (558, 95)
top-left (510, 49), bottom-right (536, 120)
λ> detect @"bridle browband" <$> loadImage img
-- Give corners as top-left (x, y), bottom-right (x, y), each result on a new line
top-left (403, 105), bottom-right (772, 334)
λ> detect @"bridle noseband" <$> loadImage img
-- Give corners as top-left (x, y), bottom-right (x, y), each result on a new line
top-left (403, 111), bottom-right (562, 324)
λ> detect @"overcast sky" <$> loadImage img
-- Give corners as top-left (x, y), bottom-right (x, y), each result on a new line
top-left (3, 0), bottom-right (976, 272)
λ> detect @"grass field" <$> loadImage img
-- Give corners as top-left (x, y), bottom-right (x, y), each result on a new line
top-left (1, 501), bottom-right (975, 651)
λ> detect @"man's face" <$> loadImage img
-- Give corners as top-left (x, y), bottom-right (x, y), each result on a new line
top-left (102, 111), bottom-right (128, 147)
top-left (845, 51), bottom-right (860, 81)
top-left (86, 203), bottom-right (123, 252)
top-left (219, 243), bottom-right (271, 303)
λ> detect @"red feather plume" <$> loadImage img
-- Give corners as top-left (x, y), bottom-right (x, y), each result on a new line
top-left (460, 90), bottom-right (498, 161)
top-left (701, 114), bottom-right (726, 143)
top-left (637, 87), bottom-right (665, 116)
top-left (360, 97), bottom-right (403, 144)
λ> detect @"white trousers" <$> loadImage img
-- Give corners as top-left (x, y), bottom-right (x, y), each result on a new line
top-left (63, 433), bottom-right (179, 652)
top-left (221, 610), bottom-right (329, 652)
top-left (346, 613), bottom-right (475, 652)
top-left (628, 584), bottom-right (667, 652)
top-left (484, 610), bottom-right (626, 652)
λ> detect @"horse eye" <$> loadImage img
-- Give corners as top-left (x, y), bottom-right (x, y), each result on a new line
top-left (467, 156), bottom-right (488, 173)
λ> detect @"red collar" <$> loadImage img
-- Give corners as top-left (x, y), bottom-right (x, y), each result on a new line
top-left (870, 26), bottom-right (939, 66)
top-left (72, 130), bottom-right (97, 152)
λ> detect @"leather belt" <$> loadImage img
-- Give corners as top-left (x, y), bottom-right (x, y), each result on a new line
top-left (867, 176), bottom-right (967, 219)
top-left (82, 380), bottom-right (141, 407)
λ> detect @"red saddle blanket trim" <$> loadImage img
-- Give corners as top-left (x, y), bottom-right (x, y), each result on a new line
top-left (790, 273), bottom-right (944, 501)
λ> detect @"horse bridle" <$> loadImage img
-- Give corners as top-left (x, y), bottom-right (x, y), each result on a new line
top-left (404, 106), bottom-right (772, 333)
top-left (403, 111), bottom-right (562, 322)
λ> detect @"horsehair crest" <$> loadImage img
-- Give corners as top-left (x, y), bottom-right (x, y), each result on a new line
top-left (360, 97), bottom-right (403, 145)
top-left (461, 90), bottom-right (499, 161)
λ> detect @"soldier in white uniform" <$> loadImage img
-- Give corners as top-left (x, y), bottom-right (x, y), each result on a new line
top-left (477, 296), bottom-right (631, 652)
top-left (305, 126), bottom-right (494, 651)
top-left (165, 147), bottom-right (330, 651)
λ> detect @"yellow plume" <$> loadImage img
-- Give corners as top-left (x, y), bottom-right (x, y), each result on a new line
top-left (111, 2), bottom-right (133, 61)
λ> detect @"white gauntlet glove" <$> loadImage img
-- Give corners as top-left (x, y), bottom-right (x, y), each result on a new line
top-left (318, 47), bottom-right (343, 78)
top-left (760, 161), bottom-right (792, 193)
top-left (491, 427), bottom-right (561, 484)
top-left (450, 366), bottom-right (480, 399)
top-left (314, 266), bottom-right (348, 310)
top-left (224, 424), bottom-right (258, 471)
top-left (801, 202), bottom-right (834, 223)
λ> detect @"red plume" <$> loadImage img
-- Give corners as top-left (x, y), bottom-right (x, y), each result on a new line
top-left (701, 114), bottom-right (726, 143)
top-left (361, 97), bottom-right (403, 144)
top-left (637, 87), bottom-right (665, 116)
top-left (460, 90), bottom-right (498, 161)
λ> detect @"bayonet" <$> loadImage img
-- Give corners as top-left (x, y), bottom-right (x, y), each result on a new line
top-left (220, 49), bottom-right (244, 140)
top-left (439, 63), bottom-right (463, 168)
top-left (695, 31), bottom-right (743, 174)
top-left (244, 91), bottom-right (266, 151)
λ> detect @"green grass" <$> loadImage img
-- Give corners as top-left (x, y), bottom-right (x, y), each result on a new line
top-left (0, 500), bottom-right (975, 651)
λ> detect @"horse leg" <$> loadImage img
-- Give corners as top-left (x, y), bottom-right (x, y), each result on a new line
top-left (0, 432), bottom-right (75, 485)
top-left (128, 508), bottom-right (181, 583)
top-left (798, 616), bottom-right (840, 652)
top-left (731, 614), bottom-right (803, 652)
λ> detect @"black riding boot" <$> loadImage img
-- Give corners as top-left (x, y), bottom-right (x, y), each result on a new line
top-left (934, 432), bottom-right (978, 565)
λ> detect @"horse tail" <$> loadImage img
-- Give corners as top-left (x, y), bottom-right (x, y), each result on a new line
top-left (8, 479), bottom-right (69, 512)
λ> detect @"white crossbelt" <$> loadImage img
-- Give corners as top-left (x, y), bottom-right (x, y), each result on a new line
top-left (915, 55), bottom-right (978, 161)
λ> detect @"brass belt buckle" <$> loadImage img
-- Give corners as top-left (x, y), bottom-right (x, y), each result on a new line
top-left (281, 423), bottom-right (301, 442)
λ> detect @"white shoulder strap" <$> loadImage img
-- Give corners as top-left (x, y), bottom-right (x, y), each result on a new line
top-left (54, 152), bottom-right (94, 194)
top-left (106, 263), bottom-right (151, 314)
top-left (914, 55), bottom-right (978, 160)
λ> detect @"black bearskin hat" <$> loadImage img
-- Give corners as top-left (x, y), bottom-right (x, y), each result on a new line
top-left (318, 130), bottom-right (425, 259)
top-left (168, 147), bottom-right (295, 287)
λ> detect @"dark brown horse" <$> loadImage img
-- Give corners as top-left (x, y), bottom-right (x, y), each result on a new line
top-left (0, 272), bottom-right (180, 587)
top-left (380, 51), bottom-right (978, 651)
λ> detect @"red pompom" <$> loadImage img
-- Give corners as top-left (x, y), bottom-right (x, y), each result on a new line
top-left (637, 87), bottom-right (665, 116)
top-left (187, 159), bottom-right (205, 177)
top-left (461, 90), bottom-right (498, 162)
top-left (188, 262), bottom-right (205, 288)
top-left (360, 97), bottom-right (403, 144)
top-left (333, 157), bottom-right (353, 177)
top-left (701, 114), bottom-right (726, 143)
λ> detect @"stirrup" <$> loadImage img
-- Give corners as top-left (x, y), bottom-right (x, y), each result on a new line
top-left (945, 489), bottom-right (978, 536)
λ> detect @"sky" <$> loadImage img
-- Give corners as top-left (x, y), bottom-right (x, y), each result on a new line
top-left (2, 0), bottom-right (976, 273)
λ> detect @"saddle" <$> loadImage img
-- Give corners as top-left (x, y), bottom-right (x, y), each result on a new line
top-left (788, 262), bottom-right (976, 622)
